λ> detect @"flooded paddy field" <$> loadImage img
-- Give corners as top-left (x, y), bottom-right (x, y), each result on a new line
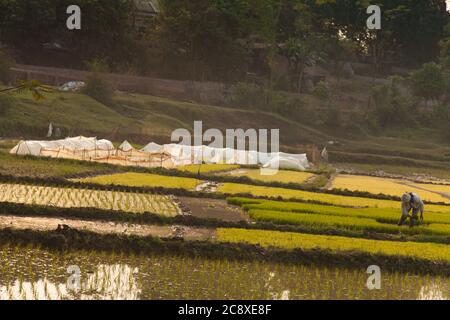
top-left (0, 245), bottom-right (448, 300)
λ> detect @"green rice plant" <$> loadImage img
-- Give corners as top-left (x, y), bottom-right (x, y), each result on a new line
top-left (228, 197), bottom-right (450, 224)
top-left (247, 209), bottom-right (450, 236)
top-left (216, 228), bottom-right (450, 263)
top-left (0, 183), bottom-right (181, 216)
top-left (221, 184), bottom-right (450, 213)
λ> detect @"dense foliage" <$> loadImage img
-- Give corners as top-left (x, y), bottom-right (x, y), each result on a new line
top-left (0, 0), bottom-right (448, 79)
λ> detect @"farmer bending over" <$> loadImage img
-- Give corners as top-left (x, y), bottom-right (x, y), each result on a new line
top-left (398, 192), bottom-right (424, 227)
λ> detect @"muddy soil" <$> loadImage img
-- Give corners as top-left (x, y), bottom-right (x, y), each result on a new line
top-left (0, 215), bottom-right (215, 240)
top-left (178, 197), bottom-right (250, 222)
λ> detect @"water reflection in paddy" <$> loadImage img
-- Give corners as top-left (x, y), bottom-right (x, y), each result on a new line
top-left (0, 246), bottom-right (448, 300)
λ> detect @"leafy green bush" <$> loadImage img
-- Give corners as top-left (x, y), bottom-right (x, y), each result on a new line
top-left (410, 62), bottom-right (445, 101)
top-left (230, 82), bottom-right (266, 109)
top-left (83, 60), bottom-right (114, 105)
top-left (313, 81), bottom-right (331, 100)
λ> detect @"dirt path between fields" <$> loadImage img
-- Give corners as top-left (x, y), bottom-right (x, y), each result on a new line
top-left (179, 197), bottom-right (250, 222)
top-left (195, 181), bottom-right (220, 193)
top-left (0, 215), bottom-right (215, 240)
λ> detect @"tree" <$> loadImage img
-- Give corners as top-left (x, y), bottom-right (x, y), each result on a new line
top-left (311, 0), bottom-right (448, 67)
top-left (409, 62), bottom-right (446, 101)
top-left (276, 1), bottom-right (325, 92)
top-left (83, 60), bottom-right (114, 105)
top-left (147, 0), bottom-right (277, 81)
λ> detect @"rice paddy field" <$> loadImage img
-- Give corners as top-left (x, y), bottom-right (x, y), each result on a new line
top-left (331, 175), bottom-right (450, 204)
top-left (0, 183), bottom-right (181, 216)
top-left (0, 245), bottom-right (448, 300)
top-left (219, 183), bottom-right (450, 213)
top-left (222, 168), bottom-right (315, 184)
top-left (76, 172), bottom-right (200, 190)
top-left (217, 228), bottom-right (450, 263)
top-left (3, 154), bottom-right (450, 300)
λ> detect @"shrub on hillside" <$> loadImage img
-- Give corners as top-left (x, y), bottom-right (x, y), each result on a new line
top-left (230, 82), bottom-right (266, 109)
top-left (409, 62), bottom-right (445, 101)
top-left (325, 105), bottom-right (341, 128)
top-left (313, 81), bottom-right (331, 100)
top-left (83, 60), bottom-right (114, 105)
top-left (0, 96), bottom-right (13, 115)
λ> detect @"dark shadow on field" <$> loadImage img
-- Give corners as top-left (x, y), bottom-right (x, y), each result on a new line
top-left (179, 197), bottom-right (250, 223)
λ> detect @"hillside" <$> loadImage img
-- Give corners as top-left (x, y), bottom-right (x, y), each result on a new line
top-left (2, 80), bottom-right (450, 179)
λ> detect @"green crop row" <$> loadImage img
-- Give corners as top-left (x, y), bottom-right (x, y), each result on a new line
top-left (228, 197), bottom-right (450, 225)
top-left (247, 209), bottom-right (450, 236)
top-left (217, 228), bottom-right (450, 263)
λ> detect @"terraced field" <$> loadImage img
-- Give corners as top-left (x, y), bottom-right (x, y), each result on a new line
top-left (331, 175), bottom-right (450, 204)
top-left (76, 172), bottom-right (200, 190)
top-left (0, 183), bottom-right (181, 216)
top-left (219, 183), bottom-right (450, 213)
top-left (229, 197), bottom-right (450, 237)
top-left (228, 198), bottom-right (450, 224)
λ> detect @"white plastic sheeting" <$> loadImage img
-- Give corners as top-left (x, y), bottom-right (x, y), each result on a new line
top-left (141, 142), bottom-right (163, 153)
top-left (263, 156), bottom-right (306, 171)
top-left (10, 136), bottom-right (114, 156)
top-left (118, 140), bottom-right (134, 152)
top-left (140, 142), bottom-right (310, 170)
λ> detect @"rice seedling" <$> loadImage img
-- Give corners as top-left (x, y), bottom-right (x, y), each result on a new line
top-left (0, 183), bottom-right (181, 216)
top-left (0, 244), bottom-right (449, 300)
top-left (216, 228), bottom-right (450, 263)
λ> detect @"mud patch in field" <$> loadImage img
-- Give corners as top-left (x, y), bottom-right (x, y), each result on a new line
top-left (0, 215), bottom-right (215, 241)
top-left (178, 197), bottom-right (250, 222)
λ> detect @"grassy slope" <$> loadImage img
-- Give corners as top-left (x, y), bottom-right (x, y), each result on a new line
top-left (0, 152), bottom-right (113, 178)
top-left (0, 90), bottom-right (329, 146)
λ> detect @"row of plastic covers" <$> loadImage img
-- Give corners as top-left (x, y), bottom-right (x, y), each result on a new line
top-left (10, 137), bottom-right (310, 170)
top-left (139, 142), bottom-right (310, 170)
top-left (10, 136), bottom-right (114, 156)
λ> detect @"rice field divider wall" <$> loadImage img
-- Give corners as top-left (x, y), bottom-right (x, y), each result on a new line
top-left (1, 227), bottom-right (449, 276)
